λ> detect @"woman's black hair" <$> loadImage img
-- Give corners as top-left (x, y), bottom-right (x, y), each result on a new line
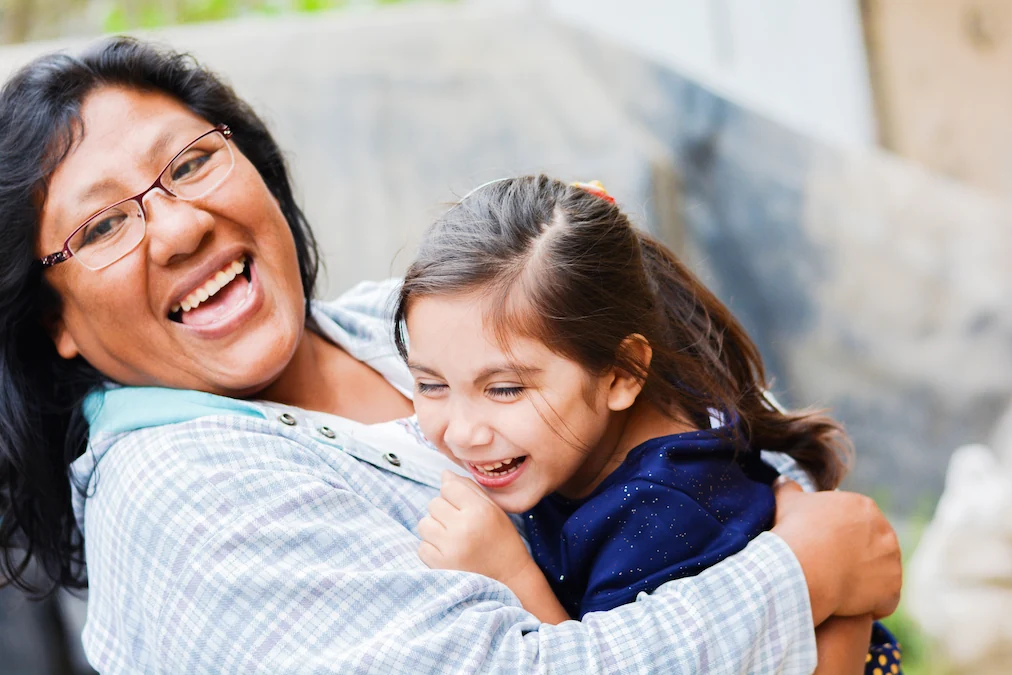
top-left (0, 37), bottom-right (320, 595)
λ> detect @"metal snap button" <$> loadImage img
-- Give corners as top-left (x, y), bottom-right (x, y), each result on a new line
top-left (382, 452), bottom-right (401, 467)
top-left (278, 413), bottom-right (297, 426)
top-left (318, 426), bottom-right (336, 439)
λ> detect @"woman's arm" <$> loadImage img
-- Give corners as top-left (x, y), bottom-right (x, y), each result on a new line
top-left (772, 479), bottom-right (903, 624)
top-left (84, 432), bottom-right (817, 673)
top-left (84, 427), bottom-right (898, 674)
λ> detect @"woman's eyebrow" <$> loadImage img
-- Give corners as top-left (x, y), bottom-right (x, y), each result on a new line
top-left (74, 177), bottom-right (121, 206)
top-left (70, 129), bottom-right (180, 206)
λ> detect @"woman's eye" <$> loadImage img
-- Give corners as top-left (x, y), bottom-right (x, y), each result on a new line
top-left (78, 214), bottom-right (125, 248)
top-left (171, 153), bottom-right (211, 181)
top-left (415, 382), bottom-right (447, 396)
top-left (487, 386), bottom-right (523, 400)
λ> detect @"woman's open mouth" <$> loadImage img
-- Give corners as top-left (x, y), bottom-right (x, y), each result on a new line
top-left (467, 455), bottom-right (528, 489)
top-left (168, 255), bottom-right (262, 338)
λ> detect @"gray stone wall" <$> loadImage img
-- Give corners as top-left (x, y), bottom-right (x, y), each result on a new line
top-left (2, 3), bottom-right (1009, 512)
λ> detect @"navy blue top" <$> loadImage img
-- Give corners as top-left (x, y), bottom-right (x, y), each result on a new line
top-left (523, 426), bottom-right (779, 618)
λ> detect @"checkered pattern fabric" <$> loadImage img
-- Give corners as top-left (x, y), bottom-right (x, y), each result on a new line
top-left (69, 279), bottom-right (817, 674)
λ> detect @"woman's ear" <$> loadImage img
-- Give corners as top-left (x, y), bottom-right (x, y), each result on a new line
top-left (606, 334), bottom-right (652, 412)
top-left (49, 315), bottom-right (81, 360)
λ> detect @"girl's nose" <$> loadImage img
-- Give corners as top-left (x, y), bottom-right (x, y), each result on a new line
top-left (444, 405), bottom-right (495, 453)
top-left (143, 189), bottom-right (215, 266)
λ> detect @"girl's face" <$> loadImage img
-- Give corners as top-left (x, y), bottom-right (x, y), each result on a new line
top-left (35, 86), bottom-right (307, 396)
top-left (407, 293), bottom-right (636, 513)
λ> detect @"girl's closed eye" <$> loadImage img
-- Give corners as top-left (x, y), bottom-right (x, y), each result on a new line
top-left (486, 385), bottom-right (524, 401)
top-left (415, 381), bottom-right (448, 397)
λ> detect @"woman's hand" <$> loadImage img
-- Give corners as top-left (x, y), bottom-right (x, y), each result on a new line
top-left (772, 479), bottom-right (902, 625)
top-left (417, 471), bottom-right (534, 586)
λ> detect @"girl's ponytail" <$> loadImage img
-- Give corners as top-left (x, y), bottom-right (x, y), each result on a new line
top-left (636, 230), bottom-right (851, 490)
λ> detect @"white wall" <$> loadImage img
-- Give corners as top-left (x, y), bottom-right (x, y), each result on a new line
top-left (545, 0), bottom-right (876, 148)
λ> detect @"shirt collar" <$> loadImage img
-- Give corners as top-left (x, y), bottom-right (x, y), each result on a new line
top-left (84, 384), bottom-right (266, 435)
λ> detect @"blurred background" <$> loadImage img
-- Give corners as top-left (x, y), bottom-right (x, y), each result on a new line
top-left (2, 1), bottom-right (1011, 673)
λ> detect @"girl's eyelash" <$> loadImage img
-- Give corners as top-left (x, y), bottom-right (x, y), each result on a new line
top-left (487, 386), bottom-right (523, 400)
top-left (415, 382), bottom-right (446, 394)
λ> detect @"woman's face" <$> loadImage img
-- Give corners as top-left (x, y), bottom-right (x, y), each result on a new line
top-left (35, 86), bottom-right (307, 396)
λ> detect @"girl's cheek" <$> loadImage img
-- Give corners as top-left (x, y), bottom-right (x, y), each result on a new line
top-left (414, 403), bottom-right (460, 464)
top-left (437, 446), bottom-right (466, 467)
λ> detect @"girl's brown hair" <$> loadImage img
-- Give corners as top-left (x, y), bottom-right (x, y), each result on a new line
top-left (394, 175), bottom-right (850, 490)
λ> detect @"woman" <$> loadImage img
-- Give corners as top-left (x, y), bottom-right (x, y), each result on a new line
top-left (0, 38), bottom-right (900, 673)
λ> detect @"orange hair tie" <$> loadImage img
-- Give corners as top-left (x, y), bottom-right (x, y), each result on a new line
top-left (571, 180), bottom-right (616, 204)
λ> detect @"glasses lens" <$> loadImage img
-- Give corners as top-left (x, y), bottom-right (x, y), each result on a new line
top-left (68, 200), bottom-right (145, 271)
top-left (163, 131), bottom-right (235, 201)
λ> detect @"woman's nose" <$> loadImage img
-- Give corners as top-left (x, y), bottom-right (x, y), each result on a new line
top-left (143, 189), bottom-right (215, 266)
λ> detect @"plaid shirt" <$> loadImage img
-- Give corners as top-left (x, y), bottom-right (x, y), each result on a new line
top-left (71, 279), bottom-right (817, 674)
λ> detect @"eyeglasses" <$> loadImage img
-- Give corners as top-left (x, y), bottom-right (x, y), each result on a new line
top-left (39, 125), bottom-right (235, 271)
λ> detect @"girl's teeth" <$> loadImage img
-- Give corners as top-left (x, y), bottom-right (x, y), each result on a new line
top-left (474, 457), bottom-right (522, 476)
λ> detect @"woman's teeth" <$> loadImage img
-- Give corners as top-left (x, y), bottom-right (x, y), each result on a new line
top-left (471, 456), bottom-right (525, 476)
top-left (172, 257), bottom-right (247, 314)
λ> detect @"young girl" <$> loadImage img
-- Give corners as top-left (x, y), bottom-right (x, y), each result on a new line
top-left (395, 175), bottom-right (901, 674)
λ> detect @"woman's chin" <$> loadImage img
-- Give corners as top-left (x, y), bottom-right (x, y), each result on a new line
top-left (200, 336), bottom-right (301, 398)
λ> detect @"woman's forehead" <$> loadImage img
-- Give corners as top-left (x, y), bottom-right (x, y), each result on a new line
top-left (40, 87), bottom-right (209, 238)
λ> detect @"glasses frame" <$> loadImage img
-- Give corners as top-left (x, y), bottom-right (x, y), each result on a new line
top-left (39, 124), bottom-right (234, 270)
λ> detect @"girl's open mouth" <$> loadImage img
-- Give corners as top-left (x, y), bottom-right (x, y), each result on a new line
top-left (467, 455), bottom-right (528, 489)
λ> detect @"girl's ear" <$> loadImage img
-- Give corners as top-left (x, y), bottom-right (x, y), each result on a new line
top-left (606, 334), bottom-right (652, 412)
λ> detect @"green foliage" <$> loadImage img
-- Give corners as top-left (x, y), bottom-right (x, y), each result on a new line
top-left (103, 5), bottom-right (129, 32)
top-left (875, 499), bottom-right (948, 675)
top-left (102, 0), bottom-right (451, 32)
top-left (293, 0), bottom-right (345, 13)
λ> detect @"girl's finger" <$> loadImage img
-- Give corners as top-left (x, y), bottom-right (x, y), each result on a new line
top-left (417, 540), bottom-right (443, 568)
top-left (440, 471), bottom-right (487, 509)
top-left (427, 496), bottom-right (458, 527)
top-left (417, 515), bottom-right (445, 543)
top-left (441, 470), bottom-right (498, 506)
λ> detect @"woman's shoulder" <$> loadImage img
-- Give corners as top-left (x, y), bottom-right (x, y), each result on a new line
top-left (313, 277), bottom-right (402, 333)
top-left (74, 414), bottom-right (350, 528)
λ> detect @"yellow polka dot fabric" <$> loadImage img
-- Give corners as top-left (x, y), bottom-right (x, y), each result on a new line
top-left (865, 622), bottom-right (902, 675)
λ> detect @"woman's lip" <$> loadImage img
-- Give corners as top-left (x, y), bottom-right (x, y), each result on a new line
top-left (173, 258), bottom-right (263, 340)
top-left (467, 457), bottom-right (529, 489)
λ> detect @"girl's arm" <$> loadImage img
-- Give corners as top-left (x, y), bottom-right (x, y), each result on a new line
top-left (417, 471), bottom-right (571, 624)
top-left (814, 614), bottom-right (874, 675)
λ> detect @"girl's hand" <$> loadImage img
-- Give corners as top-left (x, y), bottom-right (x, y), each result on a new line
top-left (417, 471), bottom-right (535, 586)
top-left (772, 479), bottom-right (902, 624)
